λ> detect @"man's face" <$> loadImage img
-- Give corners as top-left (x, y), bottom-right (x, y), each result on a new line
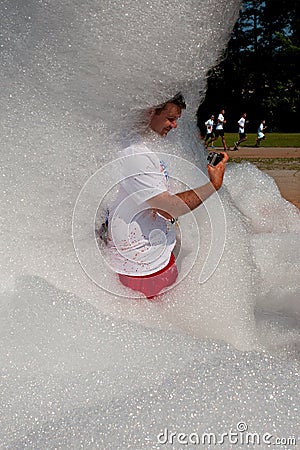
top-left (150, 103), bottom-right (182, 137)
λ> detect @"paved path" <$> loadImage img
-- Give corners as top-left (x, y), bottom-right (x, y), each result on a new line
top-left (224, 147), bottom-right (300, 158)
top-left (264, 170), bottom-right (300, 209)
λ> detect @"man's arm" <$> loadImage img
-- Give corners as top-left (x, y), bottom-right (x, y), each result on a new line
top-left (147, 152), bottom-right (228, 219)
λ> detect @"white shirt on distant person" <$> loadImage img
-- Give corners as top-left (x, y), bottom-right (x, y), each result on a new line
top-left (216, 113), bottom-right (224, 130)
top-left (238, 117), bottom-right (245, 134)
top-left (205, 118), bottom-right (214, 133)
top-left (258, 123), bottom-right (265, 139)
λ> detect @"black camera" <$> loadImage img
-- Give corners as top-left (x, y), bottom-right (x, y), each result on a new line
top-left (207, 152), bottom-right (224, 166)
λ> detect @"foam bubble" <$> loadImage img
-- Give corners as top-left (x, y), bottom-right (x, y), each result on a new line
top-left (1, 0), bottom-right (300, 447)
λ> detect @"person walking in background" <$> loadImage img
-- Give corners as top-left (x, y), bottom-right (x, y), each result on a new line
top-left (210, 108), bottom-right (229, 151)
top-left (204, 114), bottom-right (215, 149)
top-left (233, 113), bottom-right (248, 151)
top-left (255, 120), bottom-right (267, 146)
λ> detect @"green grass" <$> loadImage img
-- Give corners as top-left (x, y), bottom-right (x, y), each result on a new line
top-left (215, 133), bottom-right (300, 148)
top-left (230, 157), bottom-right (300, 170)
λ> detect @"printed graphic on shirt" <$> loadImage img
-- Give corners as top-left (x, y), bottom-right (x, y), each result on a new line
top-left (159, 159), bottom-right (169, 184)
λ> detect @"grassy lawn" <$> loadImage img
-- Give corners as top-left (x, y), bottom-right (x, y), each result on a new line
top-left (215, 133), bottom-right (300, 148)
top-left (229, 157), bottom-right (300, 170)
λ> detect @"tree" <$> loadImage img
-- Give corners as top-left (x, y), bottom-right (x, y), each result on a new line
top-left (198, 0), bottom-right (300, 133)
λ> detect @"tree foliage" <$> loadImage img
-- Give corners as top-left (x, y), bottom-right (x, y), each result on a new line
top-left (198, 0), bottom-right (300, 133)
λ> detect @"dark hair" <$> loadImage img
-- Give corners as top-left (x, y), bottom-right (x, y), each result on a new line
top-left (154, 92), bottom-right (186, 113)
top-left (169, 92), bottom-right (186, 109)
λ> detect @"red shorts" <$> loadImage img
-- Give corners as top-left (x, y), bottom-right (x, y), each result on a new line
top-left (118, 253), bottom-right (178, 299)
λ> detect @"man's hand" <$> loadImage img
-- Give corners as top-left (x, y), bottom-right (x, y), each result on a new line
top-left (207, 151), bottom-right (228, 191)
top-left (148, 152), bottom-right (229, 218)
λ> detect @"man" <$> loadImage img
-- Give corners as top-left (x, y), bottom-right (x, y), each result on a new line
top-left (107, 93), bottom-right (228, 299)
top-left (255, 120), bottom-right (267, 146)
top-left (233, 113), bottom-right (248, 150)
top-left (210, 108), bottom-right (229, 151)
top-left (204, 114), bottom-right (215, 149)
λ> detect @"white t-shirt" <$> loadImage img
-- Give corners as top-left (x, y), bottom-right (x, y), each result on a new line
top-left (108, 142), bottom-right (177, 276)
top-left (205, 119), bottom-right (214, 133)
top-left (215, 113), bottom-right (224, 130)
top-left (238, 117), bottom-right (245, 133)
top-left (257, 123), bottom-right (265, 139)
